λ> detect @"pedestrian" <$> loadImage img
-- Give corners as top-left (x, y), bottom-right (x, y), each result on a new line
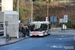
top-left (21, 27), bottom-right (25, 37)
top-left (24, 27), bottom-right (27, 37)
top-left (27, 28), bottom-right (29, 36)
top-left (28, 25), bottom-right (30, 36)
top-left (25, 27), bottom-right (29, 37)
top-left (19, 26), bottom-right (22, 37)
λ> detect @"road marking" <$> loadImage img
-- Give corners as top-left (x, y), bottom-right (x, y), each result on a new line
top-left (61, 36), bottom-right (64, 37)
top-left (64, 46), bottom-right (74, 49)
top-left (50, 45), bottom-right (74, 49)
top-left (51, 45), bottom-right (62, 48)
top-left (56, 38), bottom-right (67, 40)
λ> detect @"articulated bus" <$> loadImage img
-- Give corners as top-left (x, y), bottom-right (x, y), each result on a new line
top-left (29, 21), bottom-right (51, 36)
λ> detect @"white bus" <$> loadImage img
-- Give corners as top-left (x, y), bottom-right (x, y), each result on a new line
top-left (29, 21), bottom-right (51, 36)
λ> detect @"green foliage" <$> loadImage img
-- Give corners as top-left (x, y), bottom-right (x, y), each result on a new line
top-left (35, 0), bottom-right (39, 2)
top-left (49, 9), bottom-right (55, 13)
top-left (23, 8), bottom-right (28, 12)
top-left (35, 8), bottom-right (37, 10)
top-left (72, 24), bottom-right (75, 29)
top-left (13, 5), bottom-right (17, 11)
top-left (65, 20), bottom-right (73, 28)
top-left (72, 2), bottom-right (75, 3)
top-left (13, 5), bottom-right (15, 8)
top-left (3, 37), bottom-right (17, 38)
top-left (36, 16), bottom-right (40, 21)
top-left (19, 7), bottom-right (30, 22)
top-left (56, 20), bottom-right (75, 28)
top-left (41, 6), bottom-right (45, 10)
top-left (35, 4), bottom-right (40, 7)
top-left (38, 0), bottom-right (42, 2)
top-left (19, 7), bottom-right (25, 23)
top-left (13, 0), bottom-right (17, 11)
top-left (72, 20), bottom-right (75, 24)
top-left (25, 0), bottom-right (27, 1)
top-left (67, 20), bottom-right (75, 29)
top-left (56, 24), bottom-right (61, 27)
top-left (49, 0), bottom-right (51, 3)
top-left (21, 19), bottom-right (25, 23)
top-left (25, 0), bottom-right (30, 2)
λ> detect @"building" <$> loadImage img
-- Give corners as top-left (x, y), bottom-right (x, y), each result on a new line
top-left (0, 0), bottom-right (13, 23)
top-left (0, 0), bottom-right (13, 35)
top-left (0, 0), bottom-right (13, 12)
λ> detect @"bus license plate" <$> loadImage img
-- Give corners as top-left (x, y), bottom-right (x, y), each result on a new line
top-left (32, 33), bottom-right (39, 35)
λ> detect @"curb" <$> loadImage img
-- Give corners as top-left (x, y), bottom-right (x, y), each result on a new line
top-left (0, 37), bottom-right (29, 47)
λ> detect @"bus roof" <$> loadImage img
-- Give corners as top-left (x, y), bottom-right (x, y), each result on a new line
top-left (30, 21), bottom-right (50, 24)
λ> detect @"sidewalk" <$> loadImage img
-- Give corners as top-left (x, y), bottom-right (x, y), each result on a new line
top-left (0, 36), bottom-right (29, 47)
top-left (51, 29), bottom-right (75, 35)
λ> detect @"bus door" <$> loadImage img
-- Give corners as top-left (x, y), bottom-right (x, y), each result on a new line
top-left (49, 24), bottom-right (51, 34)
top-left (42, 24), bottom-right (48, 35)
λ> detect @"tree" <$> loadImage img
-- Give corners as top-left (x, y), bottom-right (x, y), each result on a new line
top-left (49, 0), bottom-right (51, 3)
top-left (13, 0), bottom-right (17, 11)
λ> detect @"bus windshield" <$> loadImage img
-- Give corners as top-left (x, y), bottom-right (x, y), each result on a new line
top-left (29, 23), bottom-right (50, 31)
top-left (30, 24), bottom-right (42, 31)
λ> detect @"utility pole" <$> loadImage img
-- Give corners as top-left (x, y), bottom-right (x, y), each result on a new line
top-left (17, 0), bottom-right (19, 13)
top-left (31, 0), bottom-right (33, 22)
top-left (47, 0), bottom-right (49, 21)
top-left (17, 0), bottom-right (19, 38)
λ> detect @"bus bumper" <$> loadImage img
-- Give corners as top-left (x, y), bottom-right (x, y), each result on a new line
top-left (30, 33), bottom-right (44, 36)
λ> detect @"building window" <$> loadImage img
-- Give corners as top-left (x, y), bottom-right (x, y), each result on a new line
top-left (0, 7), bottom-right (1, 11)
top-left (0, 0), bottom-right (1, 3)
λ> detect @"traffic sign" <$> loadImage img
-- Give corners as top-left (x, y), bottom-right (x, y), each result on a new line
top-left (59, 19), bottom-right (64, 23)
top-left (50, 16), bottom-right (57, 31)
top-left (59, 15), bottom-right (68, 23)
top-left (64, 15), bottom-right (68, 23)
top-left (5, 21), bottom-right (8, 26)
top-left (50, 16), bottom-right (57, 22)
top-left (50, 16), bottom-right (53, 22)
top-left (54, 16), bottom-right (57, 22)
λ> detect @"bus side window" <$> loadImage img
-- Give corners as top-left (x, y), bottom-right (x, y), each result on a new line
top-left (42, 24), bottom-right (47, 30)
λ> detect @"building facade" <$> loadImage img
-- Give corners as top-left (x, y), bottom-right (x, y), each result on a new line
top-left (0, 0), bottom-right (13, 35)
top-left (0, 0), bottom-right (13, 12)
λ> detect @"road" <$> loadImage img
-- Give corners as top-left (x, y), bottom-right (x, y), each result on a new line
top-left (0, 32), bottom-right (75, 50)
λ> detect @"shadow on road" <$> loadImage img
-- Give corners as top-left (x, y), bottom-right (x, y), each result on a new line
top-left (30, 35), bottom-right (50, 38)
